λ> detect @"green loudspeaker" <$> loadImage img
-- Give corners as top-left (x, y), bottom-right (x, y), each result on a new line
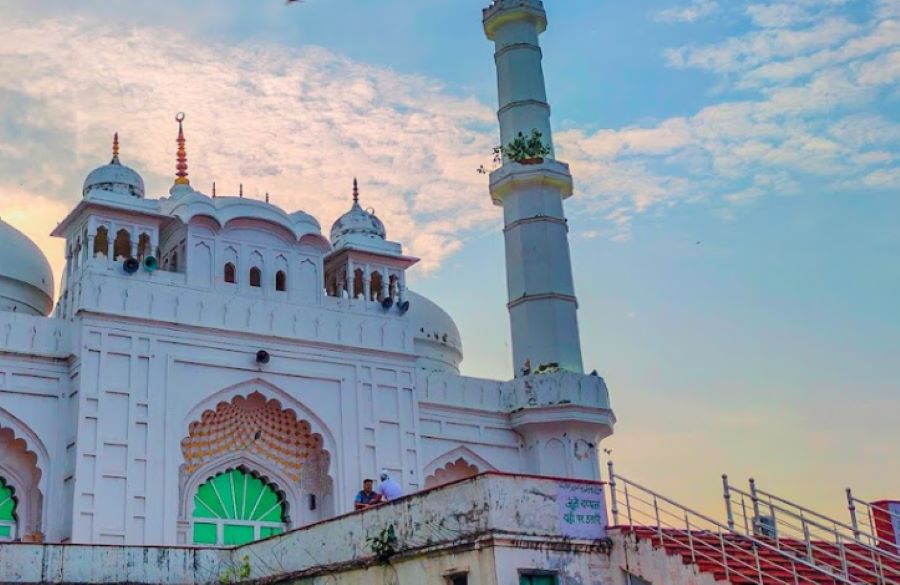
top-left (143, 256), bottom-right (159, 273)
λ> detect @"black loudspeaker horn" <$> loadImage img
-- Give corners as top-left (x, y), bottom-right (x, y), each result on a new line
top-left (143, 255), bottom-right (159, 273)
top-left (398, 300), bottom-right (410, 314)
top-left (381, 297), bottom-right (394, 310)
top-left (256, 350), bottom-right (270, 364)
top-left (123, 257), bottom-right (140, 274)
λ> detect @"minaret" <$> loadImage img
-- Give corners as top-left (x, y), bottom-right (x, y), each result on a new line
top-left (483, 0), bottom-right (584, 376)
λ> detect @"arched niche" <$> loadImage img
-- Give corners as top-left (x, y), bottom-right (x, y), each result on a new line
top-left (177, 390), bottom-right (335, 544)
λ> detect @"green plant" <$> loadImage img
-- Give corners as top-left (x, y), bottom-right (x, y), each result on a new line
top-left (504, 129), bottom-right (551, 163)
top-left (218, 554), bottom-right (251, 584)
top-left (366, 524), bottom-right (398, 563)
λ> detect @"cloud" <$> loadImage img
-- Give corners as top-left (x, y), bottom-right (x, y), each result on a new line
top-left (0, 16), bottom-right (498, 276)
top-left (0, 1), bottom-right (896, 274)
top-left (655, 0), bottom-right (720, 24)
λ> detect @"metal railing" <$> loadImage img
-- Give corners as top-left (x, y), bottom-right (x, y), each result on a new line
top-left (722, 475), bottom-right (900, 584)
top-left (607, 462), bottom-right (851, 585)
top-left (847, 489), bottom-right (900, 554)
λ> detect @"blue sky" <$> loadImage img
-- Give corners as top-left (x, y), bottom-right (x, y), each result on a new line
top-left (0, 0), bottom-right (897, 517)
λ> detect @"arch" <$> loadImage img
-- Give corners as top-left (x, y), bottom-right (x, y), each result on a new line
top-left (370, 271), bottom-right (384, 302)
top-left (137, 232), bottom-right (152, 258)
top-left (389, 275), bottom-right (399, 300)
top-left (249, 267), bottom-right (262, 288)
top-left (191, 467), bottom-right (287, 545)
top-left (224, 262), bottom-right (236, 284)
top-left (543, 439), bottom-right (567, 477)
top-left (297, 259), bottom-right (318, 303)
top-left (178, 383), bottom-right (336, 540)
top-left (423, 446), bottom-right (495, 490)
top-left (275, 271), bottom-right (287, 292)
top-left (0, 411), bottom-right (47, 542)
top-left (93, 226), bottom-right (108, 258)
top-left (113, 229), bottom-right (131, 260)
top-left (353, 268), bottom-right (364, 299)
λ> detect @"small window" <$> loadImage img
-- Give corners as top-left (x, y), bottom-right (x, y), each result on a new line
top-left (520, 574), bottom-right (557, 585)
top-left (275, 270), bottom-right (287, 292)
top-left (447, 573), bottom-right (468, 585)
top-left (250, 267), bottom-right (262, 288)
top-left (113, 228), bottom-right (131, 260)
top-left (224, 263), bottom-right (236, 284)
top-left (93, 226), bottom-right (109, 257)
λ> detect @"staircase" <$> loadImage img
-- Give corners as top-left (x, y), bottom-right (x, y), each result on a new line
top-left (607, 464), bottom-right (900, 585)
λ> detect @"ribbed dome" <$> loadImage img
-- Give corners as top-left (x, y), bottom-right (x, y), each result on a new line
top-left (0, 218), bottom-right (54, 316)
top-left (83, 135), bottom-right (145, 199)
top-left (330, 179), bottom-right (386, 248)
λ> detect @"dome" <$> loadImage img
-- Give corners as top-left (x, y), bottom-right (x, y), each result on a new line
top-left (82, 135), bottom-right (145, 199)
top-left (406, 290), bottom-right (463, 373)
top-left (330, 180), bottom-right (387, 248)
top-left (0, 219), bottom-right (54, 316)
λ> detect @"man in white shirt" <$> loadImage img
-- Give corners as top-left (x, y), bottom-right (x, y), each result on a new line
top-left (376, 472), bottom-right (404, 502)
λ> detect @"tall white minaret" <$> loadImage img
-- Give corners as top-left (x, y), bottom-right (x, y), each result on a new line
top-left (484, 0), bottom-right (584, 376)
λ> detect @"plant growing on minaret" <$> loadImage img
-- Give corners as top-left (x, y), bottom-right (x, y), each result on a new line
top-left (505, 129), bottom-right (551, 164)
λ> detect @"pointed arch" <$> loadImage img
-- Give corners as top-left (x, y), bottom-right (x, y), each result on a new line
top-left (0, 408), bottom-right (48, 542)
top-left (113, 228), bottom-right (131, 260)
top-left (93, 226), bottom-right (109, 257)
top-left (423, 446), bottom-right (494, 490)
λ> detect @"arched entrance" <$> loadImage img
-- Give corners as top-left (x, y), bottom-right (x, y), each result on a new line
top-left (179, 391), bottom-right (333, 544)
top-left (192, 468), bottom-right (287, 545)
top-left (0, 425), bottom-right (43, 542)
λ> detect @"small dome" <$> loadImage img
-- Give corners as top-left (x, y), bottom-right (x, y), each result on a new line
top-left (406, 290), bottom-right (463, 373)
top-left (330, 179), bottom-right (386, 248)
top-left (83, 134), bottom-right (145, 199)
top-left (0, 218), bottom-right (54, 316)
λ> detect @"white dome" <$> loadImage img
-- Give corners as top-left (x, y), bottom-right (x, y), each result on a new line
top-left (330, 180), bottom-right (387, 249)
top-left (83, 151), bottom-right (145, 199)
top-left (0, 219), bottom-right (54, 316)
top-left (406, 290), bottom-right (463, 373)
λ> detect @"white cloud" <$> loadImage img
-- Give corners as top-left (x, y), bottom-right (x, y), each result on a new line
top-left (655, 0), bottom-right (720, 23)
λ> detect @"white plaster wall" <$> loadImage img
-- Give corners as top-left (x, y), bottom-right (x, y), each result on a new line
top-left (0, 324), bottom-right (71, 543)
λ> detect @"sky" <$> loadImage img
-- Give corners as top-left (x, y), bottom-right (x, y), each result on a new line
top-left (0, 0), bottom-right (898, 521)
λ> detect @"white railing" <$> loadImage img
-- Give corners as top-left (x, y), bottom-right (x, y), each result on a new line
top-left (607, 463), bottom-right (851, 585)
top-left (722, 476), bottom-right (900, 584)
top-left (847, 490), bottom-right (900, 555)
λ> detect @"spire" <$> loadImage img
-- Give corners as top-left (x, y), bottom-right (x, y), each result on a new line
top-left (212, 181), bottom-right (217, 198)
top-left (239, 183), bottom-right (243, 198)
top-left (111, 132), bottom-right (120, 164)
top-left (174, 112), bottom-right (189, 186)
top-left (265, 191), bottom-right (270, 203)
top-left (352, 178), bottom-right (360, 206)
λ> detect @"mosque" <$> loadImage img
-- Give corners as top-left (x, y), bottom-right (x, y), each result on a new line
top-left (0, 0), bottom-right (615, 547)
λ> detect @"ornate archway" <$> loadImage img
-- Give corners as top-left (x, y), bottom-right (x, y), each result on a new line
top-left (179, 392), bottom-right (333, 544)
top-left (423, 447), bottom-right (494, 490)
top-left (0, 426), bottom-right (43, 542)
top-left (192, 467), bottom-right (287, 545)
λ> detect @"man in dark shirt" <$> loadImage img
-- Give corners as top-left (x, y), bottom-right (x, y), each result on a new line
top-left (354, 478), bottom-right (381, 510)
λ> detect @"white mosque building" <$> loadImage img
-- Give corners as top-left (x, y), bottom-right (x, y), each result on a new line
top-left (0, 0), bottom-right (615, 547)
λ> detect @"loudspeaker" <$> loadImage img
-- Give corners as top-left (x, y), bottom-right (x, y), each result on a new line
top-left (143, 256), bottom-right (159, 272)
top-left (381, 297), bottom-right (394, 310)
top-left (398, 300), bottom-right (410, 314)
top-left (256, 350), bottom-right (270, 364)
top-left (123, 257), bottom-right (140, 274)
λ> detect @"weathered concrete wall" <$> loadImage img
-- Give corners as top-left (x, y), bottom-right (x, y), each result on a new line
top-left (606, 531), bottom-right (727, 585)
top-left (0, 543), bottom-right (228, 584)
top-left (0, 473), bottom-right (614, 584)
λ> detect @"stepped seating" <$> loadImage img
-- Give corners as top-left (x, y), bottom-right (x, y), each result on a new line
top-left (624, 526), bottom-right (900, 585)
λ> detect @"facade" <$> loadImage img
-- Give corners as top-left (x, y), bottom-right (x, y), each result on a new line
top-left (0, 0), bottom-right (615, 549)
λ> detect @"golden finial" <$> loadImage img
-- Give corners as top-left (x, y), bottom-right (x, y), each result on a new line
top-left (352, 178), bottom-right (359, 204)
top-left (111, 132), bottom-right (120, 164)
top-left (265, 191), bottom-right (270, 203)
top-left (174, 112), bottom-right (189, 186)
